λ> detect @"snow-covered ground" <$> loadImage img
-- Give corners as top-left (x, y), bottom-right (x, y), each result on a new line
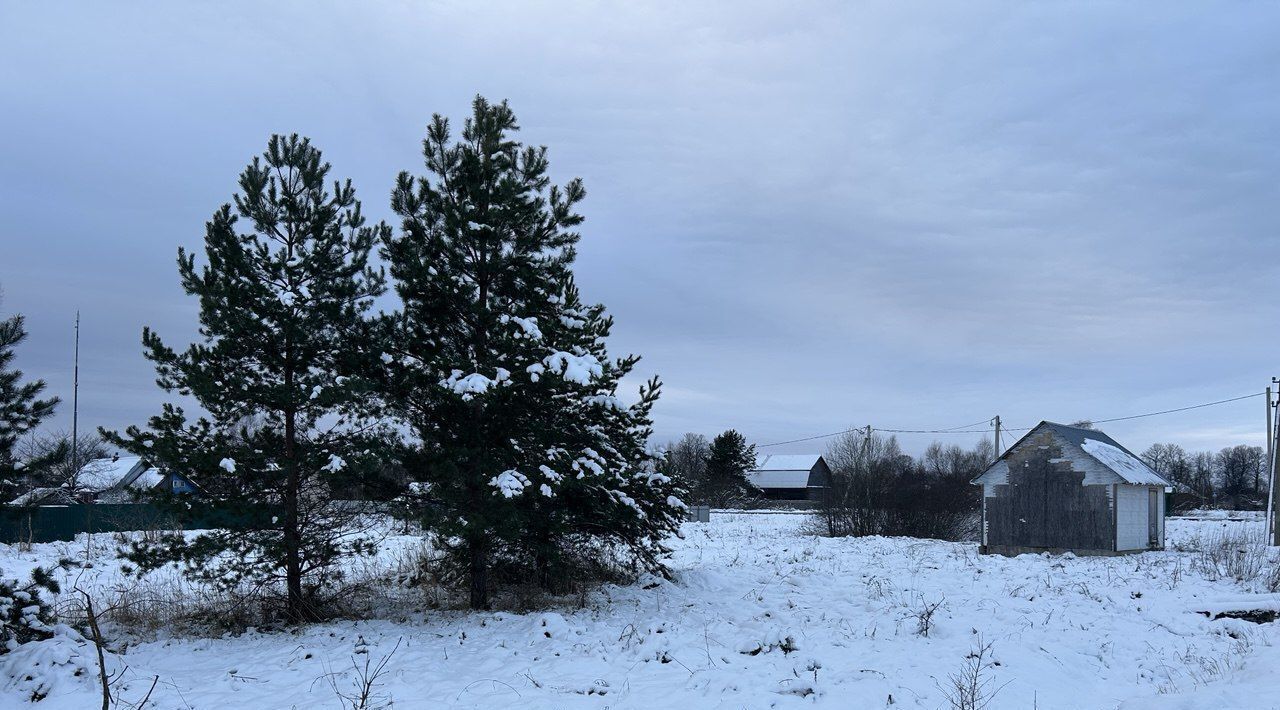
top-left (3, 513), bottom-right (1280, 709)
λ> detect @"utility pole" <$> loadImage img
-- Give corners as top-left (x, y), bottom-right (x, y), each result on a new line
top-left (861, 425), bottom-right (872, 475)
top-left (1264, 386), bottom-right (1274, 542)
top-left (1268, 386), bottom-right (1273, 542)
top-left (1271, 379), bottom-right (1280, 546)
top-left (70, 312), bottom-right (80, 477)
top-left (993, 415), bottom-right (1002, 460)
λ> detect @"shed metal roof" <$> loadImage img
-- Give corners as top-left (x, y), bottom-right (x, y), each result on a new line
top-left (747, 454), bottom-right (825, 490)
top-left (753, 454), bottom-right (822, 471)
top-left (972, 421), bottom-right (1171, 487)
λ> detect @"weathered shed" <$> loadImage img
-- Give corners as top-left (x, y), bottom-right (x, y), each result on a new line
top-left (747, 454), bottom-right (831, 501)
top-left (971, 421), bottom-right (1171, 555)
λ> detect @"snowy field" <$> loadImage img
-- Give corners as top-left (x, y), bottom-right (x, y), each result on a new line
top-left (3, 513), bottom-right (1280, 709)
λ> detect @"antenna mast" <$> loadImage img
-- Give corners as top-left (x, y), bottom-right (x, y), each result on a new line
top-left (70, 311), bottom-right (80, 474)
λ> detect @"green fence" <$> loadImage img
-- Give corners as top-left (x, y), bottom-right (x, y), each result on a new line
top-left (0, 504), bottom-right (269, 544)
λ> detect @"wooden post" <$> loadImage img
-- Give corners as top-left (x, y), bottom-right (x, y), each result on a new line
top-left (993, 415), bottom-right (1002, 460)
top-left (1270, 381), bottom-right (1280, 546)
top-left (1268, 386), bottom-right (1274, 543)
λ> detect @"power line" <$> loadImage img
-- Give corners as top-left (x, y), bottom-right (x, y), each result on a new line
top-left (876, 418), bottom-right (993, 435)
top-left (992, 392), bottom-right (1266, 432)
top-left (758, 426), bottom-right (868, 448)
top-left (758, 418), bottom-right (993, 447)
top-left (755, 392), bottom-right (1266, 448)
top-left (1085, 392), bottom-right (1264, 425)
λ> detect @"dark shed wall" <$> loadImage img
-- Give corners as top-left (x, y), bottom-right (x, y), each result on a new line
top-left (984, 431), bottom-right (1115, 552)
top-left (806, 460), bottom-right (831, 501)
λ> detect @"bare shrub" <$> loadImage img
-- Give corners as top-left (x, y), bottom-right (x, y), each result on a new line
top-left (939, 637), bottom-right (1004, 710)
top-left (814, 432), bottom-right (984, 541)
top-left (61, 572), bottom-right (266, 636)
top-left (1183, 525), bottom-right (1280, 591)
top-left (911, 596), bottom-right (945, 637)
top-left (1176, 631), bottom-right (1254, 688)
top-left (320, 637), bottom-right (401, 710)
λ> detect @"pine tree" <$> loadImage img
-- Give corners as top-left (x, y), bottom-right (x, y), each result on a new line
top-left (106, 135), bottom-right (387, 623)
top-left (0, 311), bottom-right (59, 500)
top-left (507, 281), bottom-right (682, 593)
top-left (383, 97), bottom-right (683, 608)
top-left (0, 566), bottom-right (62, 654)
top-left (703, 430), bottom-right (757, 504)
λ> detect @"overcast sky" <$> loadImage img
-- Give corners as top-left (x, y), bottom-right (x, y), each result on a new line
top-left (2, 1), bottom-right (1278, 458)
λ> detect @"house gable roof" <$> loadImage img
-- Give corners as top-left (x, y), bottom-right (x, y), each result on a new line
top-left (74, 456), bottom-right (149, 492)
top-left (753, 454), bottom-right (823, 472)
top-left (972, 421), bottom-right (1170, 487)
top-left (7, 487), bottom-right (75, 507)
top-left (748, 454), bottom-right (826, 489)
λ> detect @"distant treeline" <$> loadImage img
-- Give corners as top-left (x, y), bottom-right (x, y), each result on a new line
top-left (1139, 442), bottom-right (1269, 510)
top-left (660, 430), bottom-right (991, 540)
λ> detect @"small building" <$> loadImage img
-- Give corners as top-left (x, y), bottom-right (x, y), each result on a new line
top-left (747, 454), bottom-right (832, 501)
top-left (7, 487), bottom-right (76, 507)
top-left (972, 421), bottom-right (1171, 555)
top-left (70, 455), bottom-right (200, 503)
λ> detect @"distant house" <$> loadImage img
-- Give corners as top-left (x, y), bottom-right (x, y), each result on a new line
top-left (747, 454), bottom-right (832, 501)
top-left (7, 487), bottom-right (76, 507)
top-left (7, 453), bottom-right (198, 507)
top-left (68, 455), bottom-right (200, 503)
top-left (971, 421), bottom-right (1171, 555)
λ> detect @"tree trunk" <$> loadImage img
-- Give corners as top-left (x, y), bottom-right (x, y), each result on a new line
top-left (468, 538), bottom-right (488, 610)
top-left (283, 405), bottom-right (306, 623)
top-left (535, 543), bottom-right (558, 593)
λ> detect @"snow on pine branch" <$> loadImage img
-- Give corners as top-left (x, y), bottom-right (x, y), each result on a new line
top-left (500, 314), bottom-right (543, 341)
top-left (490, 469), bottom-right (530, 498)
top-left (542, 352), bottom-right (602, 385)
top-left (439, 365), bottom-right (518, 399)
top-left (323, 454), bottom-right (346, 472)
top-left (583, 394), bottom-right (624, 411)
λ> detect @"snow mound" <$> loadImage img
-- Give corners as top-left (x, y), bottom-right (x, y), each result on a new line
top-left (737, 628), bottom-right (799, 656)
top-left (535, 612), bottom-right (573, 639)
top-left (1, 626), bottom-right (115, 702)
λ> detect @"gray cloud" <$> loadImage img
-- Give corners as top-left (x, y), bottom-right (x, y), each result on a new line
top-left (2, 1), bottom-right (1277, 457)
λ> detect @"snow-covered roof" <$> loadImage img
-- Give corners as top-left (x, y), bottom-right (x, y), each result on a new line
top-left (973, 422), bottom-right (1171, 487)
top-left (127, 467), bottom-right (166, 490)
top-left (747, 454), bottom-right (825, 489)
top-left (1078, 438), bottom-right (1167, 485)
top-left (7, 487), bottom-right (74, 507)
top-left (752, 454), bottom-right (822, 471)
top-left (74, 456), bottom-right (147, 492)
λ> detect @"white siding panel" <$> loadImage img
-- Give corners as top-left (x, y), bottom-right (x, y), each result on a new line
top-left (976, 460), bottom-right (1010, 486)
top-left (745, 470), bottom-right (810, 489)
top-left (1116, 486), bottom-right (1149, 551)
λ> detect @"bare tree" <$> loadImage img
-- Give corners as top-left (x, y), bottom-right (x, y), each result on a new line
top-left (1216, 445), bottom-right (1265, 501)
top-left (817, 432), bottom-right (983, 540)
top-left (16, 429), bottom-right (110, 489)
top-left (1190, 450), bottom-right (1216, 502)
top-left (658, 433), bottom-right (710, 497)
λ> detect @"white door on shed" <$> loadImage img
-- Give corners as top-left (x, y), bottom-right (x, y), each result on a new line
top-left (1148, 488), bottom-right (1159, 547)
top-left (1115, 486), bottom-right (1150, 551)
